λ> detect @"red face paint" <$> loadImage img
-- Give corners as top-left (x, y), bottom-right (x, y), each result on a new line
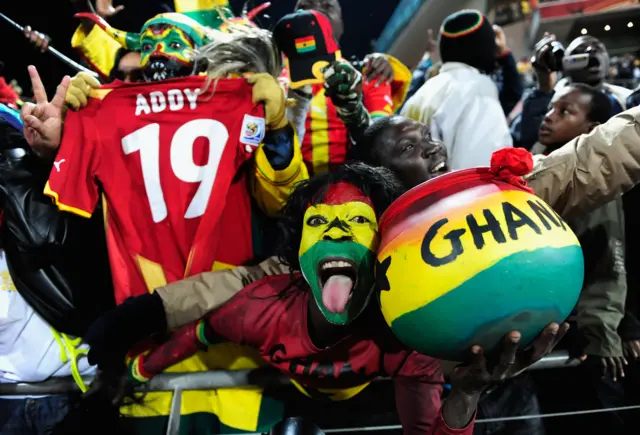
top-left (315, 182), bottom-right (374, 208)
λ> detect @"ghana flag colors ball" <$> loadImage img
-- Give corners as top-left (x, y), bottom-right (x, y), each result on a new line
top-left (376, 168), bottom-right (584, 361)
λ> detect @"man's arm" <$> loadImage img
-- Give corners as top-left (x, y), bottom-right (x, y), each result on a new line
top-left (250, 125), bottom-right (309, 217)
top-left (394, 377), bottom-right (474, 435)
top-left (571, 199), bottom-right (627, 358)
top-left (156, 256), bottom-right (290, 329)
top-left (497, 52), bottom-right (523, 117)
top-left (526, 106), bottom-right (640, 221)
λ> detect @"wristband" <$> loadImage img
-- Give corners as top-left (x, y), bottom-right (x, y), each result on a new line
top-left (129, 354), bottom-right (154, 384)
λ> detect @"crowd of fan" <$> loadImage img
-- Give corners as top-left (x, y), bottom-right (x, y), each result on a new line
top-left (2, 1), bottom-right (640, 435)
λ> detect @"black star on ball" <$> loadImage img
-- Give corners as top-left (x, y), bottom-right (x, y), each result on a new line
top-left (375, 256), bottom-right (392, 292)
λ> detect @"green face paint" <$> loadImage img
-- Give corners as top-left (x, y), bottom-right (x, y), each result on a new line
top-left (298, 190), bottom-right (380, 326)
top-left (300, 240), bottom-right (376, 325)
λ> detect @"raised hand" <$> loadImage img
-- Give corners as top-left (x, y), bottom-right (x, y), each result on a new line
top-left (424, 29), bottom-right (437, 56)
top-left (362, 53), bottom-right (393, 86)
top-left (323, 60), bottom-right (363, 111)
top-left (20, 65), bottom-right (70, 159)
top-left (95, 0), bottom-right (125, 19)
top-left (493, 25), bottom-right (509, 56)
top-left (24, 26), bottom-right (50, 53)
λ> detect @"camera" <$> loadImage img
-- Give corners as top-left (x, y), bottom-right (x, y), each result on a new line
top-left (531, 37), bottom-right (565, 72)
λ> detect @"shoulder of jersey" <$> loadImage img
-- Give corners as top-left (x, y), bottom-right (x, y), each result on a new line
top-left (88, 88), bottom-right (114, 101)
top-left (250, 273), bottom-right (299, 296)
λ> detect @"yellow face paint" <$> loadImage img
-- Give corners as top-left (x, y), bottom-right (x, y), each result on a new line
top-left (140, 26), bottom-right (195, 67)
top-left (299, 202), bottom-right (379, 258)
top-left (298, 201), bottom-right (379, 326)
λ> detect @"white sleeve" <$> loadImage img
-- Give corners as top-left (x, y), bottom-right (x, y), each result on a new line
top-left (433, 89), bottom-right (513, 170)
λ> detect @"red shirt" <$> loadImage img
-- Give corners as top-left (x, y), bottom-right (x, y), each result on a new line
top-left (141, 273), bottom-right (474, 434)
top-left (208, 274), bottom-right (442, 390)
top-left (45, 76), bottom-right (265, 303)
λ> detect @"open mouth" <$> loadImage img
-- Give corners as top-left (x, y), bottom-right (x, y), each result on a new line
top-left (317, 258), bottom-right (358, 314)
top-left (148, 59), bottom-right (169, 81)
top-left (430, 160), bottom-right (448, 177)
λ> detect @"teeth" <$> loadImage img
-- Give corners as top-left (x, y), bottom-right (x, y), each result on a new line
top-left (433, 162), bottom-right (445, 171)
top-left (321, 260), bottom-right (352, 270)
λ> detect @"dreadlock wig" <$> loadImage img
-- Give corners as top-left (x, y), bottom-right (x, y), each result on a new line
top-left (195, 24), bottom-right (282, 92)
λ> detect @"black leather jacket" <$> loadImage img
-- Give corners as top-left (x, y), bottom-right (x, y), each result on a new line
top-left (0, 120), bottom-right (114, 337)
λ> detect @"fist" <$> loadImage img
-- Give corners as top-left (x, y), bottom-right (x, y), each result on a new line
top-left (322, 60), bottom-right (363, 108)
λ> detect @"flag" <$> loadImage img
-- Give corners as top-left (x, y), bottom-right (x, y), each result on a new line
top-left (295, 36), bottom-right (316, 53)
top-left (174, 0), bottom-right (234, 29)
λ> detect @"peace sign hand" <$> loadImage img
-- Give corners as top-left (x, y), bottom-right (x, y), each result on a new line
top-left (20, 65), bottom-right (70, 159)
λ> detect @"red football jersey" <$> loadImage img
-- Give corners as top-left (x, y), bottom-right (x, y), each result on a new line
top-left (205, 274), bottom-right (443, 392)
top-left (45, 76), bottom-right (265, 303)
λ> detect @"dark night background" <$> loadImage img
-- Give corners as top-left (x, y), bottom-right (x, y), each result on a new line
top-left (0, 0), bottom-right (399, 98)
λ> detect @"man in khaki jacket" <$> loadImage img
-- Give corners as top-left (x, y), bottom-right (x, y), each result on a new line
top-left (85, 106), bottom-right (640, 361)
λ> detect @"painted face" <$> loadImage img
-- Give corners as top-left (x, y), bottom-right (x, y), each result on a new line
top-left (298, 183), bottom-right (379, 325)
top-left (140, 24), bottom-right (196, 81)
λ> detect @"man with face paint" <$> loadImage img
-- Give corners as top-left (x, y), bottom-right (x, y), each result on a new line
top-left (83, 90), bottom-right (640, 435)
top-left (75, 12), bottom-right (212, 82)
top-left (100, 162), bottom-right (566, 435)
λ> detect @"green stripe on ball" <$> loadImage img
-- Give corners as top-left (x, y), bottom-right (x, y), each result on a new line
top-left (389, 245), bottom-right (584, 361)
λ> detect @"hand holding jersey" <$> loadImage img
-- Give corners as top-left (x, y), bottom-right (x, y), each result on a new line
top-left (248, 73), bottom-right (288, 130)
top-left (65, 72), bottom-right (100, 110)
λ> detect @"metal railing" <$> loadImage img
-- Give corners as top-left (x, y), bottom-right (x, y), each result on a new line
top-left (0, 351), bottom-right (605, 435)
top-left (0, 350), bottom-right (579, 396)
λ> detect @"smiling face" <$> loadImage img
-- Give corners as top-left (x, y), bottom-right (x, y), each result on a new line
top-left (372, 117), bottom-right (448, 189)
top-left (140, 24), bottom-right (197, 81)
top-left (298, 182), bottom-right (379, 325)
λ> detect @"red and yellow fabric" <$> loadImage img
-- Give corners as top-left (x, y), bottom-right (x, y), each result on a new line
top-left (382, 54), bottom-right (412, 113)
top-left (71, 24), bottom-right (122, 80)
top-left (174, 0), bottom-right (235, 29)
top-left (302, 81), bottom-right (393, 175)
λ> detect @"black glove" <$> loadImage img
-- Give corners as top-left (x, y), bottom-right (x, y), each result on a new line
top-left (84, 292), bottom-right (167, 371)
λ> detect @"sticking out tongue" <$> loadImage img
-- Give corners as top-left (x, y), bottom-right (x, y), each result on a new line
top-left (322, 275), bottom-right (354, 314)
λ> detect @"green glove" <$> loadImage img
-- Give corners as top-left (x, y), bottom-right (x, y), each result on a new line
top-left (323, 60), bottom-right (370, 142)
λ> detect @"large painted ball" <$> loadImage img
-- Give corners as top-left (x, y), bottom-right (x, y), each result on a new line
top-left (376, 168), bottom-right (584, 361)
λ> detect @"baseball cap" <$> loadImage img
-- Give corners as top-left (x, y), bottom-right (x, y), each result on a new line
top-left (273, 10), bottom-right (342, 89)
